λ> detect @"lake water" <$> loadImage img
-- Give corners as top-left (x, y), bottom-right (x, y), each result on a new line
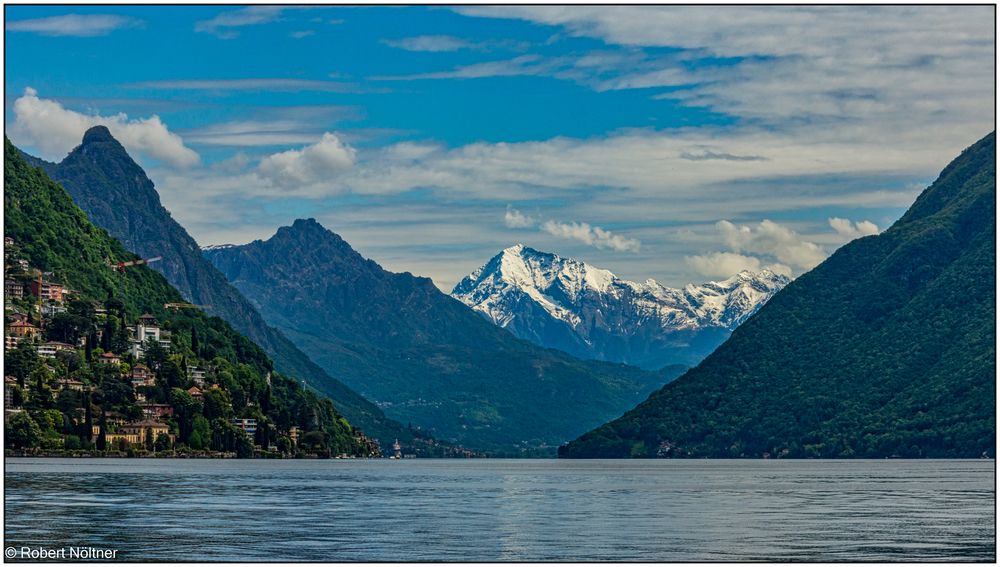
top-left (4, 458), bottom-right (994, 562)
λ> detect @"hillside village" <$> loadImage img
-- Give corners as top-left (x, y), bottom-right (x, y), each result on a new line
top-left (3, 235), bottom-right (380, 458)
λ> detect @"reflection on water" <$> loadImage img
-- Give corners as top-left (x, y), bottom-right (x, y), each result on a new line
top-left (4, 458), bottom-right (994, 561)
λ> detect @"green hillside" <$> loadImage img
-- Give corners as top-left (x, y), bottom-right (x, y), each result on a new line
top-left (561, 132), bottom-right (996, 459)
top-left (25, 126), bottom-right (420, 449)
top-left (4, 137), bottom-right (375, 457)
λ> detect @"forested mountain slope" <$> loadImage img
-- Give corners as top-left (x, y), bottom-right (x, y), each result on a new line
top-left (561, 132), bottom-right (996, 458)
top-left (22, 127), bottom-right (418, 449)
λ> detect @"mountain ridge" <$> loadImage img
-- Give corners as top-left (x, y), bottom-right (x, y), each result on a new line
top-left (23, 128), bottom-right (420, 450)
top-left (560, 131), bottom-right (996, 458)
top-left (452, 244), bottom-right (788, 369)
top-left (204, 218), bottom-right (683, 451)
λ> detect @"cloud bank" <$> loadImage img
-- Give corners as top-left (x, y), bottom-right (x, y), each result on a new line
top-left (829, 217), bottom-right (880, 239)
top-left (541, 220), bottom-right (641, 253)
top-left (257, 133), bottom-right (357, 187)
top-left (9, 88), bottom-right (198, 168)
top-left (6, 14), bottom-right (140, 36)
top-left (686, 217), bottom-right (883, 279)
top-left (503, 207), bottom-right (641, 253)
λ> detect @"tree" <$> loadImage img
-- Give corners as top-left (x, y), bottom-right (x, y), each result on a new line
top-left (25, 366), bottom-right (54, 410)
top-left (55, 388), bottom-right (82, 416)
top-left (45, 312), bottom-right (90, 345)
top-left (169, 388), bottom-right (201, 443)
top-left (67, 299), bottom-right (96, 321)
top-left (84, 330), bottom-right (96, 362)
top-left (190, 326), bottom-right (200, 358)
top-left (142, 337), bottom-right (168, 374)
top-left (154, 432), bottom-right (171, 452)
top-left (55, 350), bottom-right (84, 373)
top-left (34, 409), bottom-right (66, 436)
top-left (100, 317), bottom-right (115, 352)
top-left (5, 411), bottom-right (41, 449)
top-left (145, 427), bottom-right (155, 451)
top-left (189, 415), bottom-right (210, 450)
top-left (96, 411), bottom-right (107, 451)
top-left (209, 418), bottom-right (254, 457)
top-left (95, 376), bottom-right (132, 410)
top-left (110, 317), bottom-right (130, 354)
top-left (83, 391), bottom-right (93, 442)
top-left (301, 430), bottom-right (328, 453)
top-left (157, 358), bottom-right (185, 391)
top-left (203, 388), bottom-right (233, 421)
top-left (6, 342), bottom-right (40, 383)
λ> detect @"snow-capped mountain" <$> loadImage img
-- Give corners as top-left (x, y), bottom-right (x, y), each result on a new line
top-left (201, 243), bottom-right (238, 252)
top-left (451, 244), bottom-right (790, 370)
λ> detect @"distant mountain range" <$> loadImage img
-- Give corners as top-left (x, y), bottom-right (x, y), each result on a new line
top-left (19, 127), bottom-right (420, 451)
top-left (562, 132), bottom-right (996, 459)
top-left (204, 219), bottom-right (681, 452)
top-left (453, 244), bottom-right (788, 369)
top-left (19, 124), bottom-right (990, 459)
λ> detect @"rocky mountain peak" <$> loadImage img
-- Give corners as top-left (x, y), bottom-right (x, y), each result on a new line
top-left (81, 125), bottom-right (116, 144)
top-left (452, 245), bottom-right (789, 369)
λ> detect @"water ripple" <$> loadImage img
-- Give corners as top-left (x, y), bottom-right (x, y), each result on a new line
top-left (4, 458), bottom-right (994, 561)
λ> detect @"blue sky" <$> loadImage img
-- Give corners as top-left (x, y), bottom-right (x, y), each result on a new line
top-left (5, 5), bottom-right (995, 289)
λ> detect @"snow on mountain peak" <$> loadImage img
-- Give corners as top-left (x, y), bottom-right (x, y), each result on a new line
top-left (202, 243), bottom-right (237, 252)
top-left (453, 244), bottom-right (789, 350)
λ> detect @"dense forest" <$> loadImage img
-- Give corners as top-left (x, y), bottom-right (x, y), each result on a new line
top-left (4, 137), bottom-right (377, 457)
top-left (561, 132), bottom-right (996, 459)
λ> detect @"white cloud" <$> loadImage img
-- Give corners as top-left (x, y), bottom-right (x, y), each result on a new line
top-left (384, 35), bottom-right (475, 52)
top-left (503, 206), bottom-right (640, 254)
top-left (829, 217), bottom-right (880, 240)
top-left (181, 120), bottom-right (324, 147)
top-left (717, 219), bottom-right (827, 272)
top-left (194, 6), bottom-right (285, 38)
top-left (685, 252), bottom-right (792, 279)
top-left (257, 133), bottom-right (356, 187)
top-left (382, 35), bottom-right (528, 53)
top-left (129, 78), bottom-right (356, 93)
top-left (540, 220), bottom-right (641, 253)
top-left (504, 207), bottom-right (536, 228)
top-left (6, 14), bottom-right (140, 36)
top-left (453, 7), bottom-right (994, 137)
top-left (374, 55), bottom-right (556, 81)
top-left (686, 217), bottom-right (880, 279)
top-left (9, 88), bottom-right (199, 168)
top-left (290, 30), bottom-right (315, 39)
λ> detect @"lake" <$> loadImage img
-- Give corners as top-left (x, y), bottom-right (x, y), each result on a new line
top-left (4, 458), bottom-right (994, 561)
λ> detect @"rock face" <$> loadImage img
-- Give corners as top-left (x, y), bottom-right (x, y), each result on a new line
top-left (561, 132), bottom-right (996, 459)
top-left (452, 245), bottom-right (788, 369)
top-left (24, 127), bottom-right (412, 447)
top-left (204, 219), bottom-right (680, 452)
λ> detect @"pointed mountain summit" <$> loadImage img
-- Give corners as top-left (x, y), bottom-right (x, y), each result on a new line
top-left (452, 245), bottom-right (788, 369)
top-left (562, 132), bottom-right (995, 458)
top-left (204, 220), bottom-right (678, 451)
top-left (81, 124), bottom-right (117, 144)
top-left (26, 127), bottom-right (415, 448)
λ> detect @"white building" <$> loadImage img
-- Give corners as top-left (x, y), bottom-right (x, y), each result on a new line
top-left (130, 314), bottom-right (171, 358)
top-left (36, 341), bottom-right (75, 359)
top-left (188, 366), bottom-right (206, 387)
